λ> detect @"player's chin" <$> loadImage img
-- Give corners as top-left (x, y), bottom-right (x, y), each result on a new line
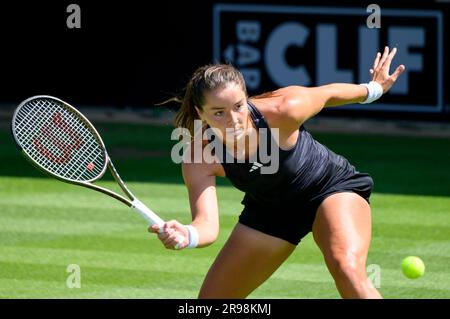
top-left (226, 129), bottom-right (245, 141)
top-left (224, 136), bottom-right (242, 148)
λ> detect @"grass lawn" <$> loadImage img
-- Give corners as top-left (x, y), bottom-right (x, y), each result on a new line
top-left (0, 121), bottom-right (449, 298)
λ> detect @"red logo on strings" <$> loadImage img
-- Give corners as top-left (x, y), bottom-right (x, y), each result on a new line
top-left (33, 112), bottom-right (83, 164)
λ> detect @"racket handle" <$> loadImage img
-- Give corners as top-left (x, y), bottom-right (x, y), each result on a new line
top-left (131, 199), bottom-right (165, 226)
top-left (131, 199), bottom-right (185, 249)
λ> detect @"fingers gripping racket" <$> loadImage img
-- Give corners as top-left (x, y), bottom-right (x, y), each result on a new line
top-left (11, 95), bottom-right (184, 247)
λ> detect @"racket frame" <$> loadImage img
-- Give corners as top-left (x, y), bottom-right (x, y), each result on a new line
top-left (11, 95), bottom-right (167, 227)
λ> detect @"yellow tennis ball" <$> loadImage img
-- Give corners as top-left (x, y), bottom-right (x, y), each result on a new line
top-left (401, 256), bottom-right (425, 279)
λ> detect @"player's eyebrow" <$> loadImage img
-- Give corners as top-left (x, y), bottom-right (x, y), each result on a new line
top-left (210, 100), bottom-right (244, 110)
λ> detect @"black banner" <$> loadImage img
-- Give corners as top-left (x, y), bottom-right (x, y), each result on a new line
top-left (214, 3), bottom-right (444, 113)
top-left (0, 1), bottom-right (448, 117)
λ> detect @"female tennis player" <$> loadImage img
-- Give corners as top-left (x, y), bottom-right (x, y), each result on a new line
top-left (149, 46), bottom-right (405, 298)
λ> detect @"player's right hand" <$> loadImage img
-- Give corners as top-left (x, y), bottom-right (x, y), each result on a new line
top-left (148, 220), bottom-right (189, 250)
top-left (369, 46), bottom-right (405, 94)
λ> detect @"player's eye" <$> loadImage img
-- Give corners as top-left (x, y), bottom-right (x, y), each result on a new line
top-left (214, 111), bottom-right (223, 117)
top-left (235, 104), bottom-right (245, 111)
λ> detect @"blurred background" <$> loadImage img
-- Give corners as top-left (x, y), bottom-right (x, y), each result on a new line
top-left (0, 0), bottom-right (448, 117)
top-left (0, 0), bottom-right (449, 299)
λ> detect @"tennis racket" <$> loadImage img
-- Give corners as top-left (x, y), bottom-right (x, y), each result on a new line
top-left (11, 95), bottom-right (184, 248)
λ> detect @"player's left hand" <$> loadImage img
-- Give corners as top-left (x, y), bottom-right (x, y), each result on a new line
top-left (369, 46), bottom-right (406, 94)
top-left (149, 220), bottom-right (189, 250)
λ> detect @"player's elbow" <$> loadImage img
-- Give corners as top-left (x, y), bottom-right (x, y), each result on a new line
top-left (199, 236), bottom-right (218, 248)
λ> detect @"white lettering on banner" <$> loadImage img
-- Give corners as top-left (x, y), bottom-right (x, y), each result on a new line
top-left (223, 21), bottom-right (262, 90)
top-left (213, 4), bottom-right (443, 113)
top-left (240, 68), bottom-right (261, 89)
top-left (316, 24), bottom-right (353, 85)
top-left (359, 26), bottom-right (379, 83)
top-left (236, 44), bottom-right (260, 66)
top-left (225, 21), bottom-right (426, 89)
top-left (265, 23), bottom-right (311, 86)
top-left (388, 27), bottom-right (425, 94)
top-left (266, 23), bottom-right (425, 87)
top-left (237, 21), bottom-right (261, 42)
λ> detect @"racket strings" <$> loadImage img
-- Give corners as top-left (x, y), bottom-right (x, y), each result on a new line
top-left (18, 99), bottom-right (104, 180)
top-left (13, 98), bottom-right (106, 182)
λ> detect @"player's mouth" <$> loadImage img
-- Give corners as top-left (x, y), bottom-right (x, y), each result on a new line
top-left (230, 127), bottom-right (246, 140)
top-left (233, 127), bottom-right (243, 135)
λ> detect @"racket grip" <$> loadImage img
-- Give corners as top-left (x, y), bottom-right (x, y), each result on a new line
top-left (131, 199), bottom-right (165, 227)
top-left (131, 199), bottom-right (186, 249)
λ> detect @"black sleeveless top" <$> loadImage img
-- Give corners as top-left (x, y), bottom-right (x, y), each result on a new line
top-left (219, 101), bottom-right (370, 206)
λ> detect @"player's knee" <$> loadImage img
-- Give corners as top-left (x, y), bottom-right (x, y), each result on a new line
top-left (326, 251), bottom-right (366, 281)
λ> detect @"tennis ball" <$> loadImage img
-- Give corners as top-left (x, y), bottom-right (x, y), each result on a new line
top-left (401, 256), bottom-right (425, 279)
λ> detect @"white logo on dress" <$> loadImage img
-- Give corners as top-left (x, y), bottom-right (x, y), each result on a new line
top-left (249, 161), bottom-right (263, 172)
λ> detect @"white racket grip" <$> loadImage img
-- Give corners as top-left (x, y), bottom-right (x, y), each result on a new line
top-left (131, 199), bottom-right (185, 249)
top-left (131, 199), bottom-right (165, 227)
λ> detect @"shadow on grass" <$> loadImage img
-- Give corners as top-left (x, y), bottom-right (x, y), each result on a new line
top-left (2, 122), bottom-right (449, 196)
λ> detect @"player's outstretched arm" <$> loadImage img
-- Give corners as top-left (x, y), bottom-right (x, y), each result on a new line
top-left (321, 45), bottom-right (405, 107)
top-left (278, 46), bottom-right (405, 125)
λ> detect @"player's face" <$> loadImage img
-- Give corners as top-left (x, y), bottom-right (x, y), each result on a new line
top-left (197, 82), bottom-right (252, 146)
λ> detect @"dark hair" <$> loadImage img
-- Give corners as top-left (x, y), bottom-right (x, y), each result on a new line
top-left (170, 64), bottom-right (247, 136)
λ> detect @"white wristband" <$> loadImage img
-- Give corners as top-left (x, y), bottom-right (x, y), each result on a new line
top-left (359, 81), bottom-right (383, 104)
top-left (185, 225), bottom-right (199, 249)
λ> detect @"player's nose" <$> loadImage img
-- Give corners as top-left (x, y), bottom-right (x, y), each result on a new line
top-left (227, 110), bottom-right (240, 127)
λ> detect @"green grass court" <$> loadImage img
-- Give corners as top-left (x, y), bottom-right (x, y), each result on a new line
top-left (0, 121), bottom-right (449, 298)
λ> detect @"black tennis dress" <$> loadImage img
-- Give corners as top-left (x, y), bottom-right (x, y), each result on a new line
top-left (219, 101), bottom-right (374, 245)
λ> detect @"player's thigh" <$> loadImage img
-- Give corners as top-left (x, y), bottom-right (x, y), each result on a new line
top-left (312, 192), bottom-right (372, 265)
top-left (199, 223), bottom-right (296, 299)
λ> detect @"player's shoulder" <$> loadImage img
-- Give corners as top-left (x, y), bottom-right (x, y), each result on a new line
top-left (250, 85), bottom-right (309, 128)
